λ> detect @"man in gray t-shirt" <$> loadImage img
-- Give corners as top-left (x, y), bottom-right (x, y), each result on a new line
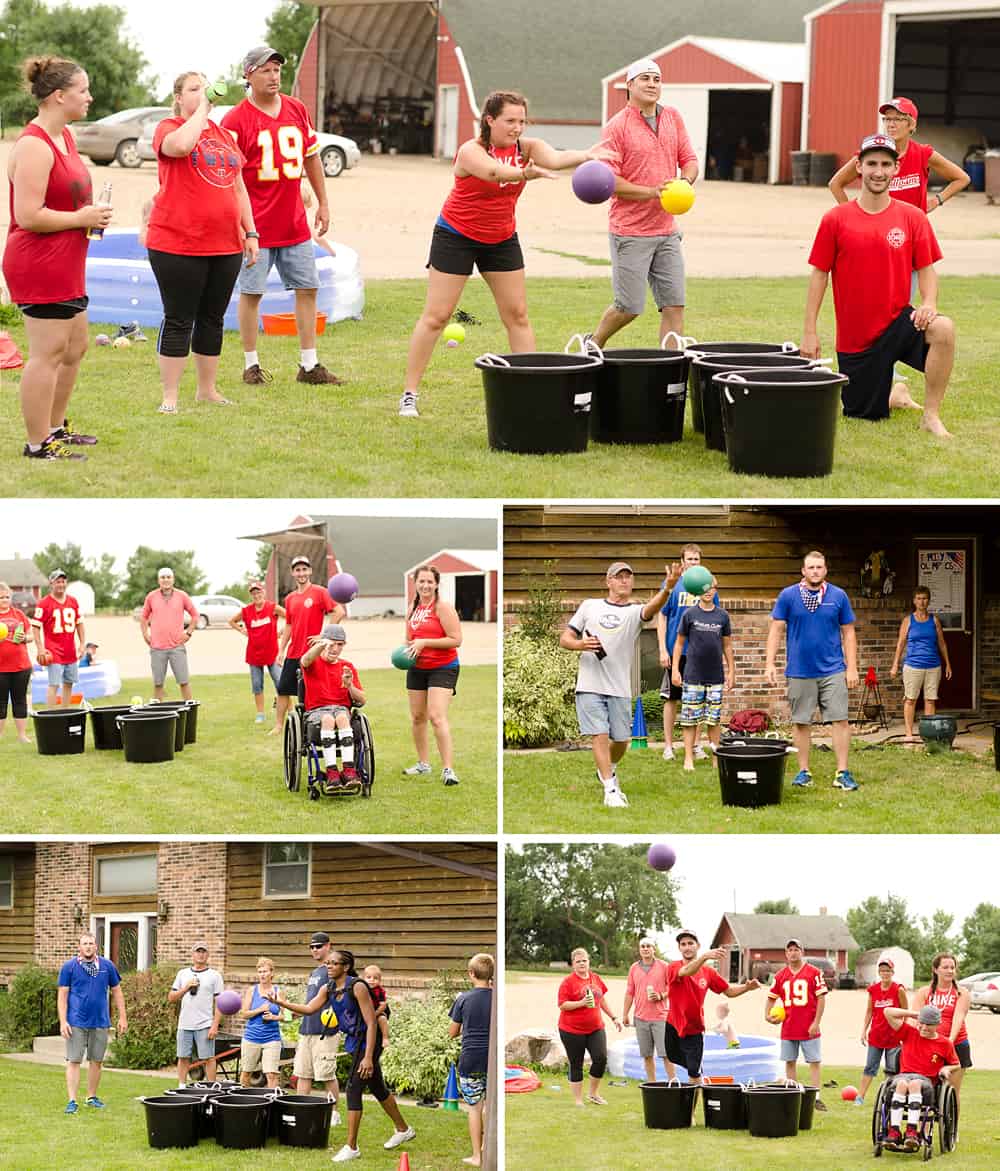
top-left (561, 559), bottom-right (680, 807)
top-left (168, 942), bottom-right (224, 1085)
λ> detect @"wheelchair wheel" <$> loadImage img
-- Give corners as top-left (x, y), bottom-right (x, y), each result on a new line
top-left (353, 711), bottom-right (375, 797)
top-left (283, 708), bottom-right (302, 792)
top-left (938, 1082), bottom-right (958, 1153)
top-left (872, 1080), bottom-right (892, 1151)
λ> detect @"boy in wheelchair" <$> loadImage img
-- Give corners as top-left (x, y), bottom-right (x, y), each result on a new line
top-left (878, 1005), bottom-right (959, 1152)
top-left (300, 624), bottom-right (365, 795)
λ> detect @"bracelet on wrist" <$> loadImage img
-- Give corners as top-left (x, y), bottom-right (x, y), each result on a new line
top-left (245, 230), bottom-right (259, 238)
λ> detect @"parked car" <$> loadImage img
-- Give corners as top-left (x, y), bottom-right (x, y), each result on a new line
top-left (969, 973), bottom-right (1000, 1012)
top-left (188, 595), bottom-right (244, 629)
top-left (958, 970), bottom-right (1000, 991)
top-left (138, 104), bottom-right (362, 177)
top-left (73, 106), bottom-right (172, 167)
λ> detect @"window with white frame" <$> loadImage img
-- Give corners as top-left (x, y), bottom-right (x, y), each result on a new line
top-left (94, 853), bottom-right (157, 895)
top-left (0, 857), bottom-right (12, 909)
top-left (263, 844), bottom-right (311, 897)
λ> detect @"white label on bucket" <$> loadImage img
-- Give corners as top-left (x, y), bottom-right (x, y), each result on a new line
top-left (573, 392), bottom-right (592, 408)
top-left (70, 727), bottom-right (82, 735)
top-left (667, 381), bottom-right (685, 397)
top-left (708, 1098), bottom-right (721, 1107)
top-left (736, 771), bottom-right (758, 783)
top-left (281, 1115), bottom-right (296, 1124)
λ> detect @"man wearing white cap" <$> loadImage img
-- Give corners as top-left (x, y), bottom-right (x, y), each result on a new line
top-left (857, 954), bottom-right (907, 1105)
top-left (139, 568), bottom-right (200, 700)
top-left (560, 560), bottom-right (681, 807)
top-left (588, 59), bottom-right (698, 350)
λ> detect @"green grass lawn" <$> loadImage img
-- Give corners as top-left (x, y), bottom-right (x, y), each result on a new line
top-left (502, 741), bottom-right (1000, 834)
top-left (506, 1063), bottom-right (1000, 1170)
top-left (1, 667), bottom-right (496, 834)
top-left (0, 1057), bottom-right (470, 1171)
top-left (1, 276), bottom-right (998, 498)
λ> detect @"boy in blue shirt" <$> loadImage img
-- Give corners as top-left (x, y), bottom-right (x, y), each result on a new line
top-left (449, 953), bottom-right (494, 1168)
top-left (671, 577), bottom-right (734, 770)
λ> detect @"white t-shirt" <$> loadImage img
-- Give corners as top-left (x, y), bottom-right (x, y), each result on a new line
top-left (567, 598), bottom-right (644, 698)
top-left (173, 966), bottom-right (224, 1031)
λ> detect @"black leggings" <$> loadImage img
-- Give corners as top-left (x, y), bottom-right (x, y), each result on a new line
top-left (345, 1044), bottom-right (390, 1111)
top-left (148, 249), bottom-right (242, 357)
top-left (559, 1027), bottom-right (607, 1083)
top-left (0, 669), bottom-right (31, 719)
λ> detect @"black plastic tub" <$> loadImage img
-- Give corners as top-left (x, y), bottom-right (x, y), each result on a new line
top-left (590, 347), bottom-right (688, 444)
top-left (276, 1094), bottom-right (335, 1148)
top-left (143, 1094), bottom-right (201, 1149)
top-left (919, 714), bottom-right (958, 754)
top-left (32, 707), bottom-right (87, 755)
top-left (226, 1086), bottom-right (280, 1135)
top-left (640, 1081), bottom-right (698, 1130)
top-left (88, 704), bottom-right (133, 750)
top-left (166, 1087), bottom-right (227, 1138)
top-left (146, 699), bottom-right (199, 745)
top-left (213, 1094), bottom-right (271, 1149)
top-left (799, 1084), bottom-right (818, 1130)
top-left (116, 710), bottom-right (178, 764)
top-left (716, 366), bottom-right (848, 478)
top-left (139, 704), bottom-right (187, 752)
top-left (684, 340), bottom-right (799, 432)
top-left (702, 1082), bottom-right (748, 1130)
top-left (475, 351), bottom-right (599, 454)
top-left (692, 353), bottom-right (817, 452)
top-left (746, 1084), bottom-right (802, 1138)
top-left (717, 742), bottom-right (788, 807)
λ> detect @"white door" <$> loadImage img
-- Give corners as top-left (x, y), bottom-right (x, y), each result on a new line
top-left (437, 85), bottom-right (459, 159)
top-left (659, 85), bottom-right (709, 178)
top-left (440, 574), bottom-right (456, 607)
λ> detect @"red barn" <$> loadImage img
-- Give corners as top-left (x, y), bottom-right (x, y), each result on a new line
top-left (404, 549), bottom-right (498, 622)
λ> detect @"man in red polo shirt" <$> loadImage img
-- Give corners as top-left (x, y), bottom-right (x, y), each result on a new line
top-left (139, 567), bottom-right (200, 700)
top-left (665, 929), bottom-right (758, 1084)
top-left (274, 556), bottom-right (344, 734)
top-left (882, 1004), bottom-right (959, 1150)
top-left (766, 938), bottom-right (829, 1110)
top-left (33, 569), bottom-right (86, 707)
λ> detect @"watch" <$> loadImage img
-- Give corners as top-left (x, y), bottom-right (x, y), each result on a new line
top-left (245, 230), bottom-right (260, 238)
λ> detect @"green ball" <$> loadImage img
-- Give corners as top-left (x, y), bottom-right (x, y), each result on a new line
top-left (391, 645), bottom-right (413, 670)
top-left (682, 565), bottom-right (713, 596)
top-left (442, 323), bottom-right (465, 344)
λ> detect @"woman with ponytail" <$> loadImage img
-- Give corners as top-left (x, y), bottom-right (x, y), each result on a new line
top-left (911, 953), bottom-right (972, 1095)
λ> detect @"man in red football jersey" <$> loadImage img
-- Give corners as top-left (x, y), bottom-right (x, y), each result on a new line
top-left (32, 569), bottom-right (86, 706)
top-left (221, 46), bottom-right (344, 387)
top-left (300, 623), bottom-right (365, 795)
top-left (664, 929), bottom-right (759, 1085)
top-left (882, 1004), bottom-right (959, 1150)
top-left (274, 556), bottom-right (344, 735)
top-left (765, 938), bottom-right (829, 1110)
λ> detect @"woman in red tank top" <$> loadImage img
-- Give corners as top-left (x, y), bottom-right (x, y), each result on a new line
top-left (398, 90), bottom-right (610, 417)
top-left (402, 564), bottom-right (463, 785)
top-left (2, 56), bottom-right (111, 461)
top-left (912, 952), bottom-right (971, 1095)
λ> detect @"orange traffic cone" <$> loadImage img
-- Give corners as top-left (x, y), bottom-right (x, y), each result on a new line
top-left (396, 1154), bottom-right (411, 1171)
top-left (0, 331), bottom-right (23, 370)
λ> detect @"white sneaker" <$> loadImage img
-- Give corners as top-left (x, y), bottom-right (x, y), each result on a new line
top-left (402, 761), bottom-right (431, 776)
top-left (662, 745), bottom-right (675, 761)
top-left (332, 1145), bottom-right (361, 1162)
top-left (603, 786), bottom-right (629, 808)
top-left (330, 1108), bottom-right (341, 1127)
top-left (693, 745), bottom-right (709, 761)
top-left (442, 766), bottom-right (459, 786)
top-left (384, 1125), bottom-right (416, 1149)
top-left (398, 391), bottom-right (419, 418)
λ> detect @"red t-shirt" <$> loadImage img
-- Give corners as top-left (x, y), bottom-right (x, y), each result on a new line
top-left (145, 117), bottom-right (245, 255)
top-left (221, 96), bottom-right (318, 248)
top-left (557, 971), bottom-right (607, 1035)
top-left (302, 655), bottom-right (360, 711)
top-left (768, 963), bottom-right (828, 1041)
top-left (0, 607), bottom-right (31, 672)
top-left (666, 960), bottom-right (729, 1037)
top-left (406, 601), bottom-right (459, 670)
top-left (440, 142), bottom-right (527, 244)
top-left (889, 140), bottom-right (934, 211)
top-left (32, 594), bottom-right (81, 664)
top-left (925, 984), bottom-right (967, 1045)
top-left (808, 200), bottom-right (942, 354)
top-left (867, 981), bottom-right (905, 1049)
top-left (2, 124), bottom-right (92, 303)
top-left (897, 1021), bottom-right (959, 1080)
top-left (241, 601), bottom-right (279, 667)
top-left (283, 585), bottom-right (334, 660)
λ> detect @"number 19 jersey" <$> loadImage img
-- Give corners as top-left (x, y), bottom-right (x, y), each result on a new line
top-left (221, 95), bottom-right (318, 249)
top-left (768, 963), bottom-right (828, 1041)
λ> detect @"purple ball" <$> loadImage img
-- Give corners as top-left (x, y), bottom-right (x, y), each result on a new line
top-left (216, 990), bottom-right (242, 1015)
top-left (571, 160), bottom-right (616, 205)
top-left (647, 842), bottom-right (676, 871)
top-left (328, 572), bottom-right (359, 603)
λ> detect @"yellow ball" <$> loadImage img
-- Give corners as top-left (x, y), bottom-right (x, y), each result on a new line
top-left (768, 1000), bottom-right (786, 1023)
top-left (112, 336), bottom-right (131, 349)
top-left (660, 180), bottom-right (695, 215)
top-left (0, 622), bottom-right (7, 641)
top-left (130, 695), bottom-right (143, 706)
top-left (320, 1007), bottom-right (338, 1029)
top-left (442, 323), bottom-right (465, 344)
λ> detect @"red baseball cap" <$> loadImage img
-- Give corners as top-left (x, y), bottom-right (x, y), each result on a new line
top-left (879, 97), bottom-right (918, 120)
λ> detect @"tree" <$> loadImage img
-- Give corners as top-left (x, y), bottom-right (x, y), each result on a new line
top-left (753, 899), bottom-right (800, 915)
top-left (264, 1), bottom-right (316, 93)
top-left (117, 547), bottom-right (207, 610)
top-left (255, 543), bottom-right (272, 577)
top-left (912, 909), bottom-right (957, 983)
top-left (32, 541), bottom-right (87, 584)
top-left (215, 580), bottom-right (252, 601)
top-left (847, 895), bottom-right (922, 956)
top-left (32, 543), bottom-right (121, 609)
top-left (961, 903), bottom-right (1000, 974)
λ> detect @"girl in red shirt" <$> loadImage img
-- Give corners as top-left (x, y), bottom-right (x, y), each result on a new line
top-left (398, 90), bottom-right (609, 417)
top-left (402, 564), bottom-right (463, 786)
top-left (911, 953), bottom-right (972, 1095)
top-left (2, 56), bottom-right (110, 461)
top-left (146, 71), bottom-right (258, 413)
top-left (857, 957), bottom-right (908, 1104)
top-left (0, 582), bottom-right (33, 742)
top-left (557, 948), bottom-right (622, 1106)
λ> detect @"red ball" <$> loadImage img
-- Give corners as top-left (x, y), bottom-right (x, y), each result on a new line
top-left (647, 842), bottom-right (676, 871)
top-left (37, 649), bottom-right (53, 666)
top-left (841, 1085), bottom-right (858, 1101)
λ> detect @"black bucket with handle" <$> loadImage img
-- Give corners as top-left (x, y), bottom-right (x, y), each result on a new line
top-left (31, 707), bottom-right (87, 755)
top-left (88, 704), bottom-right (133, 750)
top-left (276, 1094), bottom-right (335, 1148)
top-left (692, 353), bottom-right (818, 452)
top-left (640, 1080), bottom-right (698, 1129)
top-left (145, 699), bottom-right (199, 745)
top-left (702, 1082), bottom-right (748, 1130)
top-left (212, 1094), bottom-right (271, 1149)
top-left (143, 1094), bottom-right (201, 1149)
top-left (684, 340), bottom-right (799, 432)
top-left (138, 703), bottom-right (187, 752)
top-left (589, 331), bottom-right (690, 444)
top-left (746, 1082), bottom-right (803, 1138)
top-left (716, 742), bottom-right (790, 807)
top-left (116, 709), bottom-right (178, 764)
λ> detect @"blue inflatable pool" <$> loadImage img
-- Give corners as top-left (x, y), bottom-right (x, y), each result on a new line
top-left (84, 230), bottom-right (365, 330)
top-left (608, 1033), bottom-right (782, 1084)
top-left (31, 661), bottom-right (122, 703)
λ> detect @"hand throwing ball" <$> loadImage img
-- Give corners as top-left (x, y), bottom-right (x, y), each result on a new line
top-left (682, 565), bottom-right (713, 596)
top-left (321, 1007), bottom-right (338, 1029)
top-left (111, 336), bottom-right (131, 349)
top-left (572, 160), bottom-right (616, 204)
top-left (442, 323), bottom-right (465, 344)
top-left (95, 333), bottom-right (111, 346)
top-left (391, 645), bottom-right (413, 670)
top-left (328, 572), bottom-right (359, 603)
top-left (768, 1000), bottom-right (786, 1023)
top-left (660, 180), bottom-right (695, 215)
top-left (216, 990), bottom-right (242, 1015)
top-left (646, 842), bottom-right (676, 871)
top-left (0, 623), bottom-right (7, 642)
top-left (841, 1085), bottom-right (859, 1101)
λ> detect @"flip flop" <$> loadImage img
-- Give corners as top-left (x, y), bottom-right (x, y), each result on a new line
top-left (157, 403), bottom-right (178, 414)
top-left (195, 396), bottom-right (235, 406)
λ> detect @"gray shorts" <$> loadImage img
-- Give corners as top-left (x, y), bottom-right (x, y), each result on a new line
top-left (780, 1036), bottom-right (822, 1063)
top-left (788, 671), bottom-right (849, 724)
top-left (151, 646), bottom-right (190, 687)
top-left (902, 664), bottom-right (941, 701)
top-left (610, 232), bottom-right (685, 315)
top-left (47, 661), bottom-right (79, 686)
top-left (66, 1026), bottom-right (109, 1063)
top-left (239, 239), bottom-right (318, 294)
top-left (576, 692), bottom-right (632, 742)
top-left (305, 705), bottom-right (350, 737)
top-left (634, 1017), bottom-right (667, 1059)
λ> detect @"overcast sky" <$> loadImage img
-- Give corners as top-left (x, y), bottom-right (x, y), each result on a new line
top-left (508, 836), bottom-right (991, 959)
top-left (3, 500), bottom-right (497, 592)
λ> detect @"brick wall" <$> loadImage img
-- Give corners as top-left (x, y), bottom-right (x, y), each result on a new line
top-left (34, 844), bottom-right (92, 969)
top-left (157, 842), bottom-right (227, 970)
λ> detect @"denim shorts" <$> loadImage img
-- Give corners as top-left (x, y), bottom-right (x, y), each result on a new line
top-left (575, 692), bottom-right (631, 742)
top-left (864, 1044), bottom-right (901, 1078)
top-left (249, 662), bottom-right (281, 695)
top-left (610, 232), bottom-right (685, 315)
top-left (239, 239), bottom-right (318, 294)
top-left (780, 1037), bottom-right (822, 1063)
top-left (177, 1026), bottom-right (214, 1059)
top-left (47, 661), bottom-right (79, 686)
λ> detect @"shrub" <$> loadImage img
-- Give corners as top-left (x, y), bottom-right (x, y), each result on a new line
top-left (1, 963), bottom-right (59, 1050)
top-left (503, 628), bottom-right (578, 747)
top-left (107, 967), bottom-right (177, 1069)
top-left (517, 560), bottom-right (565, 641)
top-left (380, 991), bottom-right (461, 1101)
top-left (0, 302), bottom-right (23, 328)
top-left (637, 689), bottom-right (665, 732)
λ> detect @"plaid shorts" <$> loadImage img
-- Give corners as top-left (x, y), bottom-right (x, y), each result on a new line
top-left (680, 682), bottom-right (723, 726)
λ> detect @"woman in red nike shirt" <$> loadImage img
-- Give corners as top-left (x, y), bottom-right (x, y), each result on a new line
top-left (402, 565), bottom-right (463, 786)
top-left (398, 90), bottom-right (609, 417)
top-left (2, 56), bottom-right (111, 461)
top-left (911, 952), bottom-right (972, 1095)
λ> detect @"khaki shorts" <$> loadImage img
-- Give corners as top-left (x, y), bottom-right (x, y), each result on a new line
top-left (788, 672), bottom-right (849, 724)
top-left (241, 1038), bottom-right (282, 1075)
top-left (902, 664), bottom-right (941, 701)
top-left (293, 1032), bottom-right (342, 1082)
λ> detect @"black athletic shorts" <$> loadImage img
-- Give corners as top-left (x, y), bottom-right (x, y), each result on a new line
top-left (427, 223), bottom-right (524, 275)
top-left (659, 654), bottom-right (687, 702)
top-left (18, 296), bottom-right (88, 319)
top-left (665, 1022), bottom-right (705, 1078)
top-left (837, 306), bottom-right (929, 421)
top-left (406, 663), bottom-right (459, 694)
top-left (277, 656), bottom-right (302, 697)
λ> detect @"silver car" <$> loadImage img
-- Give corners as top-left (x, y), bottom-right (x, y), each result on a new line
top-left (188, 594), bottom-right (244, 629)
top-left (73, 106), bottom-right (172, 167)
top-left (968, 973), bottom-right (1000, 1013)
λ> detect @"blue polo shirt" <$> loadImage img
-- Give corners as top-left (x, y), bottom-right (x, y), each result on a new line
top-left (772, 583), bottom-right (855, 678)
top-left (58, 956), bottom-right (121, 1029)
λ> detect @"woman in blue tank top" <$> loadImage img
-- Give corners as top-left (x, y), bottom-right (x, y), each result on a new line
top-left (890, 586), bottom-right (952, 741)
top-left (239, 957), bottom-right (283, 1088)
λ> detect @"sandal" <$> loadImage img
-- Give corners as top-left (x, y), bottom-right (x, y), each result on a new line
top-left (157, 403), bottom-right (177, 414)
top-left (587, 1094), bottom-right (608, 1106)
top-left (195, 395), bottom-right (235, 405)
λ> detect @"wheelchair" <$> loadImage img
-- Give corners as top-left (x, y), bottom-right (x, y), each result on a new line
top-left (282, 673), bottom-right (375, 800)
top-left (871, 1074), bottom-right (958, 1159)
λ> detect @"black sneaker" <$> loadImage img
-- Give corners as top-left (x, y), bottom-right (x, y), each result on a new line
top-left (296, 363), bottom-right (346, 385)
top-left (52, 419), bottom-right (98, 445)
top-left (23, 438), bottom-right (86, 461)
top-left (116, 320), bottom-right (148, 342)
top-left (242, 364), bottom-right (273, 385)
